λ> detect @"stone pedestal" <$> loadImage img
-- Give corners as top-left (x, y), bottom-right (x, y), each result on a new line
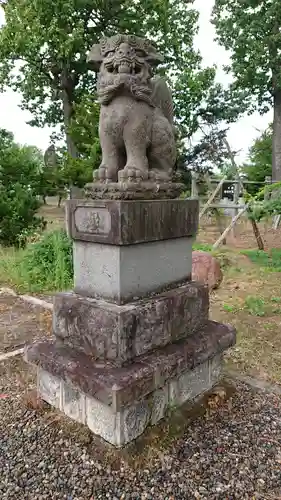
top-left (25, 197), bottom-right (236, 447)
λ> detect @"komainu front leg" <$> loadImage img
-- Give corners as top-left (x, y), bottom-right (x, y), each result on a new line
top-left (118, 122), bottom-right (150, 182)
top-left (94, 134), bottom-right (123, 183)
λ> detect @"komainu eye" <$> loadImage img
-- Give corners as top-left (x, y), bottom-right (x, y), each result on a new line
top-left (135, 49), bottom-right (146, 57)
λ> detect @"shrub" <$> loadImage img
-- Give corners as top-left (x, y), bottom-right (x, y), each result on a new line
top-left (0, 183), bottom-right (44, 247)
top-left (0, 229), bottom-right (73, 293)
top-left (0, 128), bottom-right (45, 246)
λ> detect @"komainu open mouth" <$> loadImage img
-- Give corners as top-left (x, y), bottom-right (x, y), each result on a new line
top-left (105, 59), bottom-right (141, 75)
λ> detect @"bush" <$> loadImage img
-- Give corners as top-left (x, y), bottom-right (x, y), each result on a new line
top-left (0, 183), bottom-right (44, 247)
top-left (0, 128), bottom-right (46, 246)
top-left (0, 229), bottom-right (73, 292)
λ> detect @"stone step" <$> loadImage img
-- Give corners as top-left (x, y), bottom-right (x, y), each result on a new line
top-left (25, 319), bottom-right (235, 412)
top-left (52, 282), bottom-right (209, 365)
top-left (25, 320), bottom-right (235, 447)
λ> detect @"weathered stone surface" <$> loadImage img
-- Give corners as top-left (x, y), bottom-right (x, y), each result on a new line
top-left (53, 283), bottom-right (209, 364)
top-left (67, 199), bottom-right (198, 245)
top-left (26, 319), bottom-right (236, 412)
top-left (209, 354), bottom-right (223, 385)
top-left (192, 251), bottom-right (223, 291)
top-left (37, 369), bottom-right (61, 408)
top-left (62, 382), bottom-right (86, 423)
top-left (36, 354), bottom-right (224, 447)
top-left (86, 396), bottom-right (121, 445)
top-left (87, 34), bottom-right (176, 184)
top-left (169, 361), bottom-right (210, 405)
top-left (150, 387), bottom-right (169, 425)
top-left (85, 181), bottom-right (185, 200)
top-left (73, 237), bottom-right (193, 304)
top-left (168, 353), bottom-right (223, 407)
top-left (122, 400), bottom-right (150, 444)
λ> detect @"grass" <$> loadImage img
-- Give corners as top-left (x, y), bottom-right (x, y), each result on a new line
top-left (0, 229), bottom-right (73, 294)
top-left (241, 248), bottom-right (281, 271)
top-left (209, 249), bottom-right (281, 385)
top-left (193, 242), bottom-right (213, 252)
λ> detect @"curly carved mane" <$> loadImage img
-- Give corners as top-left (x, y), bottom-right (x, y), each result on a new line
top-left (97, 73), bottom-right (155, 107)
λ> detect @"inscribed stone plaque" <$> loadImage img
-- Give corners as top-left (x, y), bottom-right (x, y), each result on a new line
top-left (67, 199), bottom-right (199, 245)
top-left (74, 206), bottom-right (111, 235)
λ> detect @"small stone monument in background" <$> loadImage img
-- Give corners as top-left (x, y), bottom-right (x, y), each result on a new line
top-left (26, 34), bottom-right (236, 447)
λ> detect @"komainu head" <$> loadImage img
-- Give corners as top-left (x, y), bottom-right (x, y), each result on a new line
top-left (87, 34), bottom-right (163, 104)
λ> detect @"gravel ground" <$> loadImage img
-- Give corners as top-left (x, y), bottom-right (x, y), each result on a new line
top-left (0, 360), bottom-right (281, 500)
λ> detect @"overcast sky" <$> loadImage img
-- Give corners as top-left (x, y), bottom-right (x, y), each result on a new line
top-left (0, 0), bottom-right (271, 162)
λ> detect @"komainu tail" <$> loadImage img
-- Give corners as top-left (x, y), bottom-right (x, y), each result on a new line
top-left (150, 75), bottom-right (174, 125)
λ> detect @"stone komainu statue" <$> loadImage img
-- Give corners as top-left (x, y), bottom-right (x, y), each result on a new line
top-left (87, 34), bottom-right (176, 183)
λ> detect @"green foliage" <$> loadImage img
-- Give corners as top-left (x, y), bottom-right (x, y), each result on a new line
top-left (223, 303), bottom-right (237, 313)
top-left (68, 95), bottom-right (101, 164)
top-left (0, 0), bottom-right (241, 178)
top-left (36, 166), bottom-right (62, 201)
top-left (0, 230), bottom-right (73, 292)
top-left (212, 0), bottom-right (281, 112)
top-left (0, 184), bottom-right (44, 247)
top-left (192, 242), bottom-right (213, 253)
top-left (271, 296), bottom-right (281, 303)
top-left (0, 128), bottom-right (45, 246)
top-left (212, 0), bottom-right (281, 180)
top-left (61, 94), bottom-right (101, 187)
top-left (245, 181), bottom-right (281, 221)
top-left (21, 229), bottom-right (73, 291)
top-left (0, 129), bottom-right (43, 188)
top-left (244, 296), bottom-right (266, 317)
top-left (242, 248), bottom-right (281, 272)
top-left (242, 126), bottom-right (272, 194)
top-left (251, 197), bottom-right (281, 222)
top-left (243, 294), bottom-right (281, 317)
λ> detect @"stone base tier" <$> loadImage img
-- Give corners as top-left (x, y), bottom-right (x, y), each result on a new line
top-left (25, 320), bottom-right (236, 447)
top-left (67, 198), bottom-right (198, 304)
top-left (73, 237), bottom-right (194, 304)
top-left (84, 181), bottom-right (186, 200)
top-left (52, 282), bottom-right (209, 365)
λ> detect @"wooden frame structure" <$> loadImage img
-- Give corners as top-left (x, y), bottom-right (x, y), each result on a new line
top-left (191, 173), bottom-right (273, 250)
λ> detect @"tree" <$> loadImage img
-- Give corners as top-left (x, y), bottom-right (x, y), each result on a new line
top-left (0, 129), bottom-right (44, 246)
top-left (62, 94), bottom-right (101, 188)
top-left (0, 0), bottom-right (237, 174)
top-left (0, 130), bottom-right (44, 189)
top-left (212, 0), bottom-right (281, 181)
top-left (242, 126), bottom-right (272, 194)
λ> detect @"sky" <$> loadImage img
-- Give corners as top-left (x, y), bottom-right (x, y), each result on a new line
top-left (0, 1), bottom-right (272, 163)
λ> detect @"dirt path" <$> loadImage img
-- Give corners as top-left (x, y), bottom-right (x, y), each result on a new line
top-left (0, 291), bottom-right (52, 355)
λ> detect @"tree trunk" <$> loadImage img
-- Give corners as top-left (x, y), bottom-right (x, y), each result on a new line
top-left (62, 88), bottom-right (78, 160)
top-left (61, 69), bottom-right (78, 202)
top-left (272, 90), bottom-right (281, 181)
top-left (249, 218), bottom-right (264, 251)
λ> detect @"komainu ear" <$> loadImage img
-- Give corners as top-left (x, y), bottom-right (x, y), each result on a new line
top-left (87, 44), bottom-right (103, 71)
top-left (146, 46), bottom-right (164, 66)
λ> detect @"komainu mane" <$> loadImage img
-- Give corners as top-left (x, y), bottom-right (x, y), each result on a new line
top-left (87, 34), bottom-right (176, 183)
